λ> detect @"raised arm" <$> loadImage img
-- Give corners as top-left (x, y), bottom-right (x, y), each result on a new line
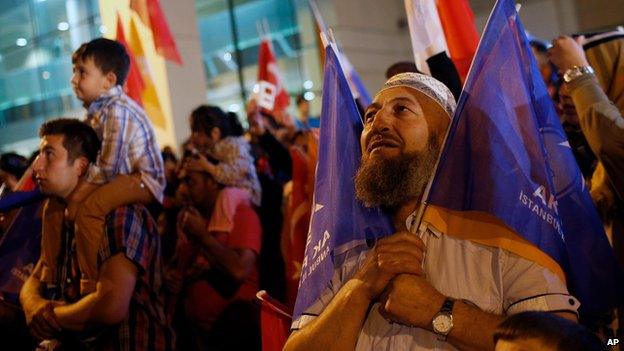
top-left (568, 75), bottom-right (624, 199)
top-left (549, 35), bottom-right (624, 199)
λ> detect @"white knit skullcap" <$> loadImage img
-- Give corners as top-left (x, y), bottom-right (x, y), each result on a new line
top-left (374, 72), bottom-right (456, 119)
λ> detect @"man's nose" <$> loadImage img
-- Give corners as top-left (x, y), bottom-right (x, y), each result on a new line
top-left (32, 155), bottom-right (43, 173)
top-left (370, 107), bottom-right (391, 133)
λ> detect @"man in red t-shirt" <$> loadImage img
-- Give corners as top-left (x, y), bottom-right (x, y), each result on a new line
top-left (176, 167), bottom-right (262, 350)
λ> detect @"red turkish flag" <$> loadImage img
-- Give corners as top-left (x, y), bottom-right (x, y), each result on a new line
top-left (437, 0), bottom-right (479, 81)
top-left (116, 15), bottom-right (145, 106)
top-left (130, 0), bottom-right (183, 65)
top-left (257, 39), bottom-right (290, 120)
top-left (257, 291), bottom-right (290, 351)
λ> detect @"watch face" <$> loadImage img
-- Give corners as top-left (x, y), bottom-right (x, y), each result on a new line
top-left (433, 314), bottom-right (453, 334)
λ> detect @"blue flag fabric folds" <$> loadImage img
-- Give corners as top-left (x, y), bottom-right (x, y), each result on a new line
top-left (345, 58), bottom-right (372, 108)
top-left (0, 189), bottom-right (43, 212)
top-left (292, 45), bottom-right (393, 321)
top-left (0, 200), bottom-right (42, 304)
top-left (427, 0), bottom-right (622, 315)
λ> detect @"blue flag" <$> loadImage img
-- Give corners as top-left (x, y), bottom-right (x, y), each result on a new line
top-left (427, 0), bottom-right (623, 315)
top-left (349, 68), bottom-right (372, 113)
top-left (0, 200), bottom-right (42, 304)
top-left (293, 45), bottom-right (393, 320)
top-left (341, 54), bottom-right (372, 108)
top-left (0, 189), bottom-right (43, 212)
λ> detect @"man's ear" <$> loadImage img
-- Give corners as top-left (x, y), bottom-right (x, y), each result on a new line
top-left (210, 126), bottom-right (221, 141)
top-left (104, 71), bottom-right (118, 89)
top-left (73, 156), bottom-right (90, 177)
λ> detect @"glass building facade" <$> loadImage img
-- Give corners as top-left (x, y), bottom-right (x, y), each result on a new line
top-left (195, 0), bottom-right (322, 118)
top-left (0, 0), bottom-right (321, 154)
top-left (0, 0), bottom-right (103, 155)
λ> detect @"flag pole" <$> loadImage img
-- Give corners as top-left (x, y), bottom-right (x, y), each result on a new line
top-left (308, 0), bottom-right (327, 73)
top-left (319, 31), bottom-right (329, 49)
top-left (308, 0), bottom-right (327, 32)
top-left (262, 18), bottom-right (271, 41)
top-left (327, 28), bottom-right (337, 45)
top-left (326, 29), bottom-right (349, 90)
top-left (256, 20), bottom-right (265, 39)
top-left (410, 120), bottom-right (451, 235)
top-left (325, 30), bottom-right (343, 73)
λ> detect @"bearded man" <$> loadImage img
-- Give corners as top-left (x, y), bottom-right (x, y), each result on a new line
top-left (284, 73), bottom-right (579, 351)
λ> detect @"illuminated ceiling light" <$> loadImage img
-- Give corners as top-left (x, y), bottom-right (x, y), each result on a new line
top-left (57, 22), bottom-right (69, 31)
top-left (16, 38), bottom-right (27, 47)
top-left (223, 52), bottom-right (232, 61)
top-left (99, 25), bottom-right (107, 34)
top-left (42, 71), bottom-right (51, 80)
top-left (228, 104), bottom-right (241, 112)
top-left (304, 91), bottom-right (315, 101)
top-left (303, 80), bottom-right (313, 89)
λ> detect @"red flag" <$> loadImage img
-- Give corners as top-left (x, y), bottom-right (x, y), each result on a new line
top-left (257, 39), bottom-right (290, 121)
top-left (116, 15), bottom-right (145, 106)
top-left (256, 291), bottom-right (290, 351)
top-left (17, 168), bottom-right (36, 191)
top-left (282, 148), bottom-right (310, 308)
top-left (436, 0), bottom-right (479, 81)
top-left (132, 0), bottom-right (183, 65)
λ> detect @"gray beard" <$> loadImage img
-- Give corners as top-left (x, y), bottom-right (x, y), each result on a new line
top-left (354, 138), bottom-right (440, 209)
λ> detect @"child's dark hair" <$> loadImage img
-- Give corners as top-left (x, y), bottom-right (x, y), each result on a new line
top-left (39, 118), bottom-right (101, 164)
top-left (493, 312), bottom-right (605, 351)
top-left (226, 112), bottom-right (244, 137)
top-left (161, 149), bottom-right (178, 164)
top-left (190, 105), bottom-right (230, 138)
top-left (72, 38), bottom-right (130, 86)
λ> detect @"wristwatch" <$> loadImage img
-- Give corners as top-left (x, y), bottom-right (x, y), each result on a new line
top-left (432, 297), bottom-right (455, 341)
top-left (563, 65), bottom-right (594, 83)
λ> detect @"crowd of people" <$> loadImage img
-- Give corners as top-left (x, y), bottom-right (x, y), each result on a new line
top-left (0, 24), bottom-right (621, 351)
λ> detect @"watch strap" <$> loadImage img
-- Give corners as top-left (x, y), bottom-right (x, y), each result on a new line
top-left (433, 297), bottom-right (455, 341)
top-left (563, 65), bottom-right (594, 83)
top-left (440, 297), bottom-right (455, 313)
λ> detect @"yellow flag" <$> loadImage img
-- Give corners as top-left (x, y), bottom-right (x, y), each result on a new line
top-left (128, 15), bottom-right (166, 129)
